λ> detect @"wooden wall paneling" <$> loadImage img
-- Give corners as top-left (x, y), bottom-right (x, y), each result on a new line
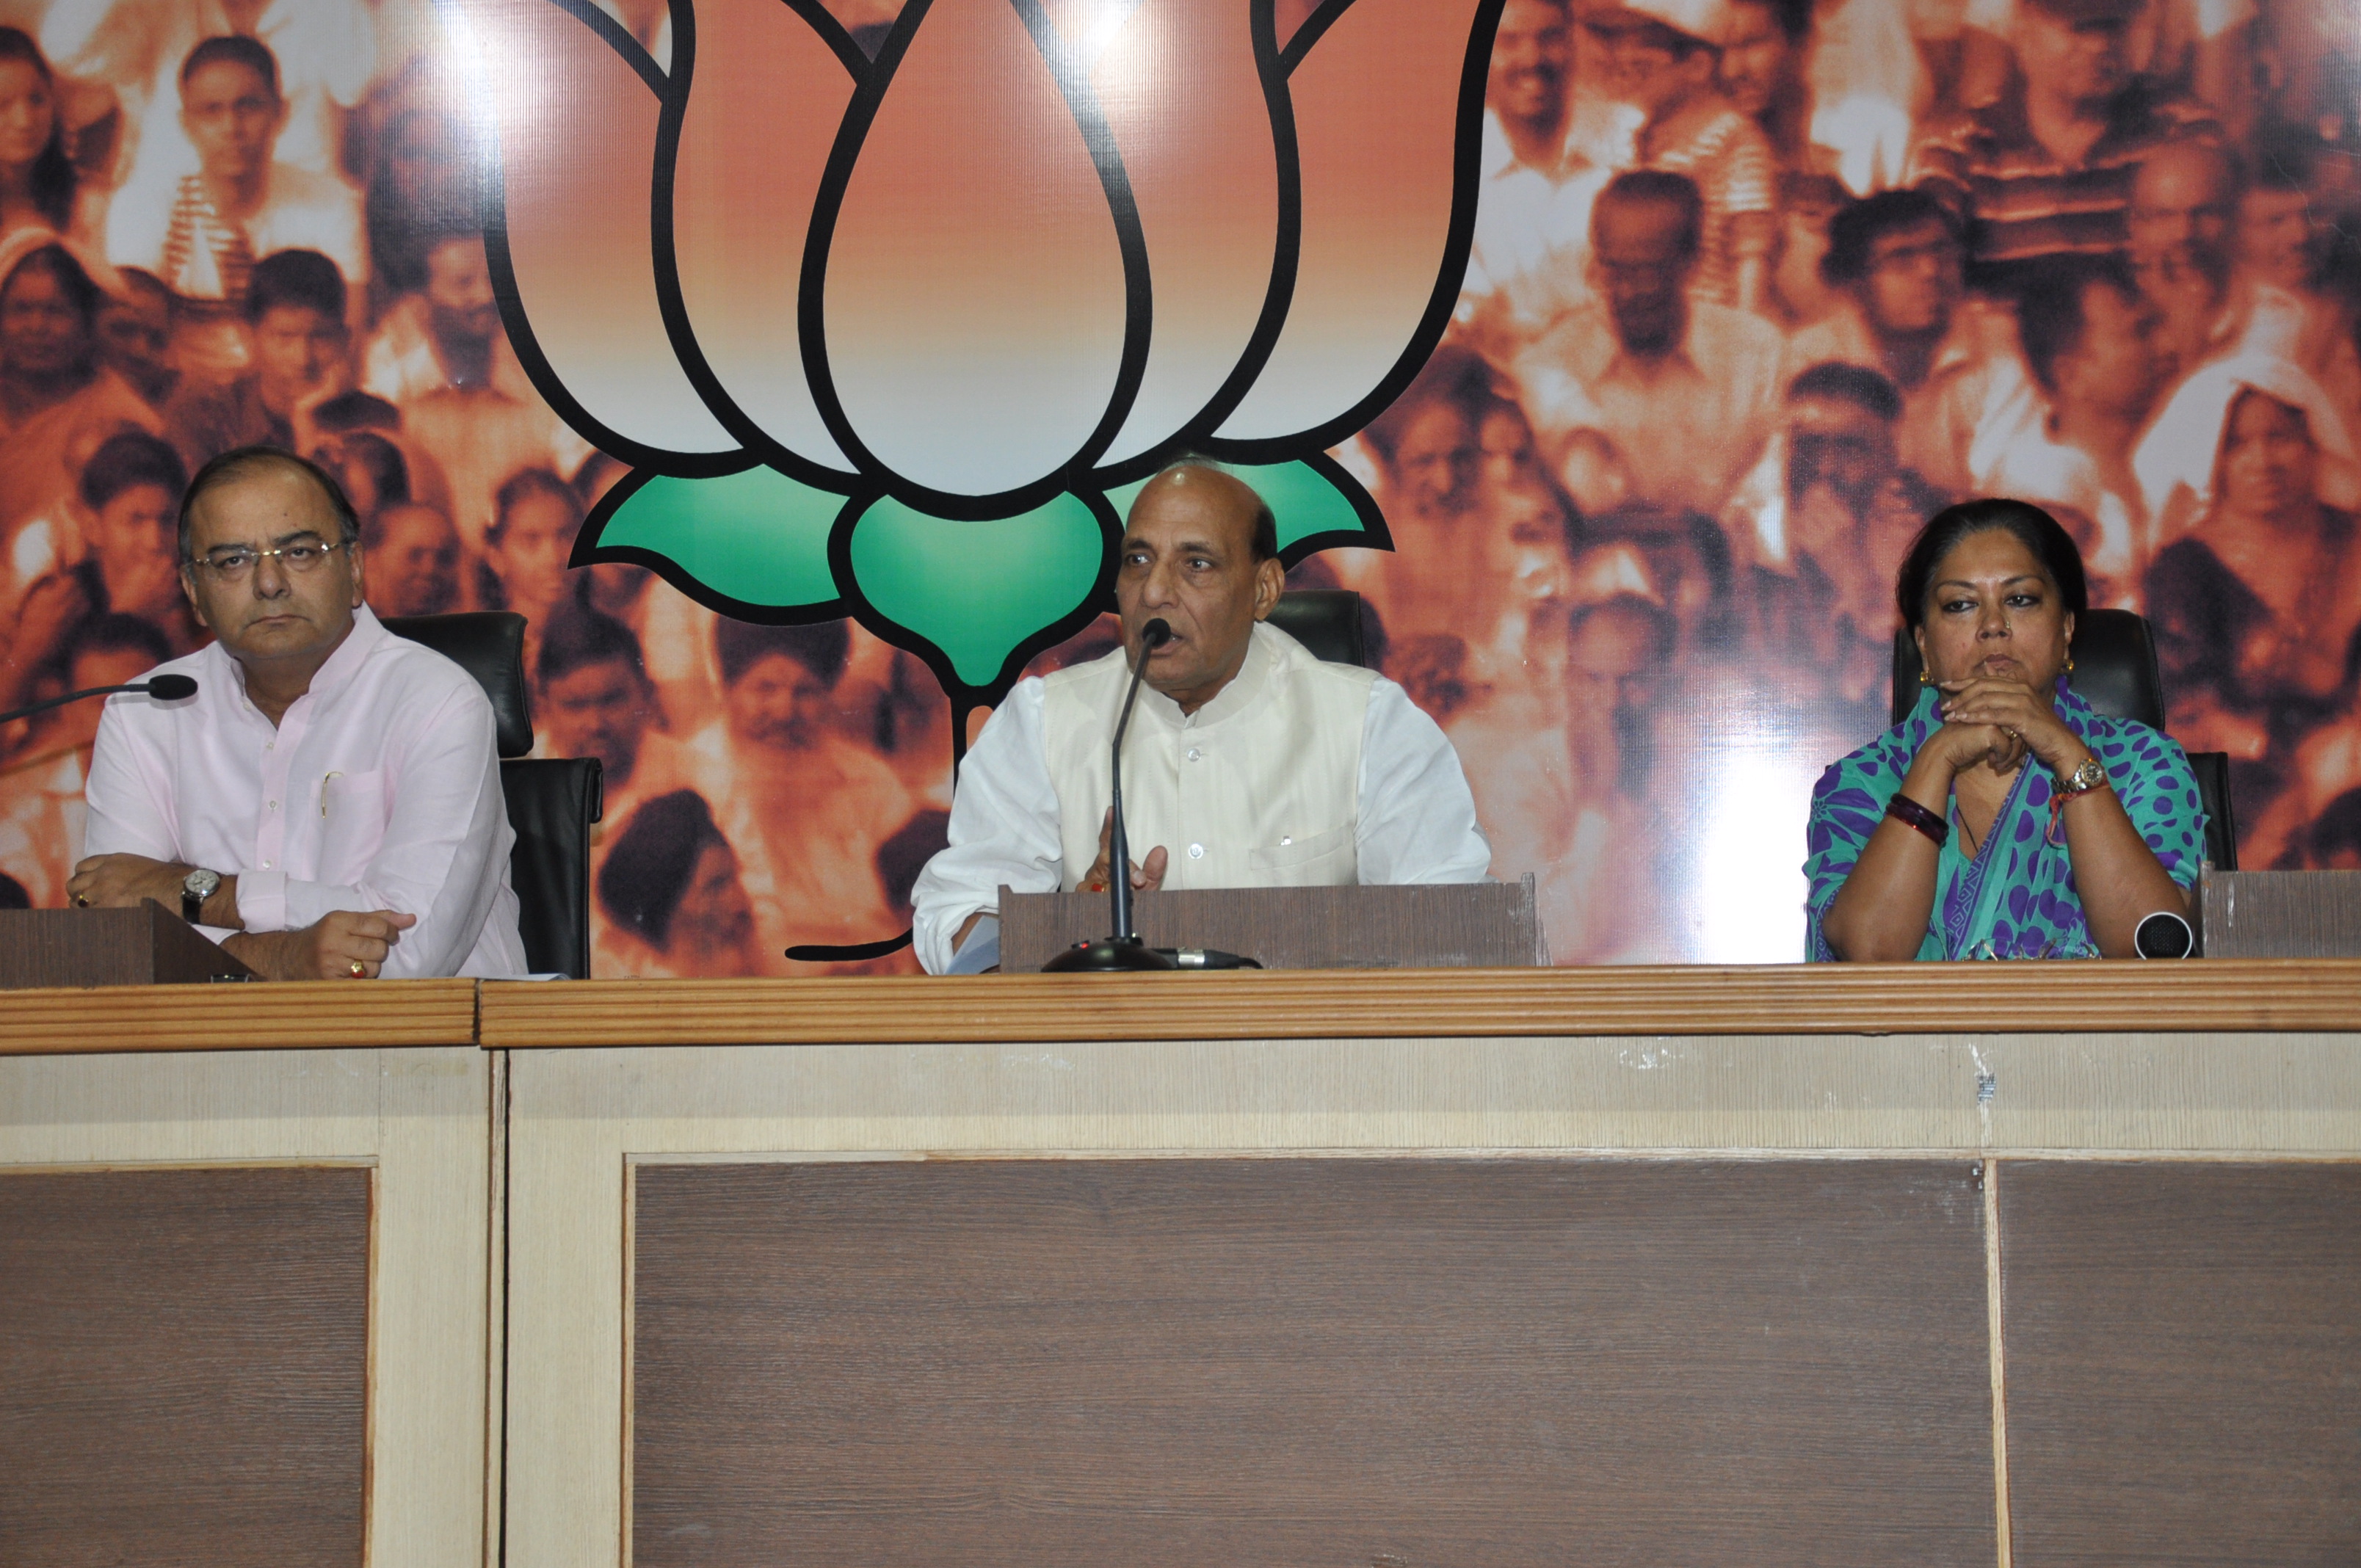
top-left (503, 1028), bottom-right (2355, 1567)
top-left (1998, 1159), bottom-right (2361, 1564)
top-left (628, 1157), bottom-right (1996, 1568)
top-left (0, 1165), bottom-right (371, 1564)
top-left (0, 1045), bottom-right (495, 1568)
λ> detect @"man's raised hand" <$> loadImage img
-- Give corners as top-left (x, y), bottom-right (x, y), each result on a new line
top-left (1078, 807), bottom-right (1169, 896)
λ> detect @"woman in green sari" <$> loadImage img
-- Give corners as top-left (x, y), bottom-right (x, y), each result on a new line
top-left (1807, 499), bottom-right (2205, 960)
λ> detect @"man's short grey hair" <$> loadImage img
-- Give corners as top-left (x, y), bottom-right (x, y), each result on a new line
top-left (1142, 457), bottom-right (1279, 562)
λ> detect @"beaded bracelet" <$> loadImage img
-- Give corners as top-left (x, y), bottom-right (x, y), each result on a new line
top-left (1885, 794), bottom-right (1949, 848)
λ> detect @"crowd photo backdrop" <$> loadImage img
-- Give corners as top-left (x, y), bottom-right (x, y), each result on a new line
top-left (0, 0), bottom-right (2356, 971)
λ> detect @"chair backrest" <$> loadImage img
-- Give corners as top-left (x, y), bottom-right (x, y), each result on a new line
top-left (382, 611), bottom-right (534, 758)
top-left (385, 611), bottom-right (606, 973)
top-left (1890, 606), bottom-right (2164, 729)
top-left (1266, 590), bottom-right (1368, 668)
top-left (2188, 750), bottom-right (2238, 871)
top-left (500, 758), bottom-right (603, 978)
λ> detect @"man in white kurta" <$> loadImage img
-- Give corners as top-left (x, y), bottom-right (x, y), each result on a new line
top-left (912, 464), bottom-right (1491, 973)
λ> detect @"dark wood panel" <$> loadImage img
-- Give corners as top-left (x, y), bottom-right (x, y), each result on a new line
top-left (0, 902), bottom-right (254, 990)
top-left (2197, 870), bottom-right (2361, 957)
top-left (0, 1166), bottom-right (371, 1566)
top-left (2001, 1161), bottom-right (2361, 1565)
top-left (632, 1158), bottom-right (1994, 1567)
top-left (999, 879), bottom-right (1545, 973)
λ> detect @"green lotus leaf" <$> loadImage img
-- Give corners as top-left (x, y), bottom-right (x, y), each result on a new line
top-left (1105, 456), bottom-right (1385, 556)
top-left (589, 466), bottom-right (846, 611)
top-left (846, 492), bottom-right (1110, 692)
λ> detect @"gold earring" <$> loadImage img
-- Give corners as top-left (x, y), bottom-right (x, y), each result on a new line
top-left (1918, 667), bottom-right (1932, 685)
top-left (2064, 656), bottom-right (2076, 672)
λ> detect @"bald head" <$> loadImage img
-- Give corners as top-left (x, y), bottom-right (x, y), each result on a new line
top-left (1116, 462), bottom-right (1285, 713)
top-left (1133, 464), bottom-right (1277, 562)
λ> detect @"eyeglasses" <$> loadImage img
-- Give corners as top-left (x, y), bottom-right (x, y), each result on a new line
top-left (186, 538), bottom-right (351, 581)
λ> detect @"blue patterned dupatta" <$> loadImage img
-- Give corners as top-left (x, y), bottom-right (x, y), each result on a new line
top-left (1804, 680), bottom-right (2207, 961)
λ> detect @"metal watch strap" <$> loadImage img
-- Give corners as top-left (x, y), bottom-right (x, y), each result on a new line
top-left (2058, 756), bottom-right (2110, 799)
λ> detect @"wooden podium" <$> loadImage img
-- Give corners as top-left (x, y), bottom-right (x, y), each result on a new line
top-left (0, 901), bottom-right (255, 989)
top-left (998, 874), bottom-right (1545, 973)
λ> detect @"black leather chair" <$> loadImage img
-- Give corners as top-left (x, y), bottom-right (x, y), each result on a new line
top-left (1890, 607), bottom-right (2236, 869)
top-left (382, 612), bottom-right (605, 976)
top-left (1267, 589), bottom-right (1370, 668)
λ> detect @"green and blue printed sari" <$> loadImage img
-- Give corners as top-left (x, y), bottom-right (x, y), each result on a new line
top-left (1805, 681), bottom-right (2206, 961)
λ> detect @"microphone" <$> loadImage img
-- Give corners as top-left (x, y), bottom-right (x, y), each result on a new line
top-left (1042, 617), bottom-right (1179, 973)
top-left (2134, 909), bottom-right (2196, 959)
top-left (0, 673), bottom-right (197, 727)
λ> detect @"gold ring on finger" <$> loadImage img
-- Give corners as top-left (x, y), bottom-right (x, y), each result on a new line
top-left (349, 960), bottom-right (367, 979)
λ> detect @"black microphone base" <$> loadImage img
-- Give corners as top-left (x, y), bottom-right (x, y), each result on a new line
top-left (1040, 937), bottom-right (1178, 973)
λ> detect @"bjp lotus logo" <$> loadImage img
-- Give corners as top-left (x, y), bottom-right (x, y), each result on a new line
top-left (459, 0), bottom-right (1500, 700)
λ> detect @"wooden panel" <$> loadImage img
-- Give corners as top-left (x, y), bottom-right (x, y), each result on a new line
top-left (629, 1158), bottom-right (1995, 1568)
top-left (1, 1046), bottom-right (496, 1568)
top-left (0, 977), bottom-right (477, 1055)
top-left (504, 1039), bottom-right (2359, 1568)
top-left (999, 878), bottom-right (1544, 973)
top-left (2199, 870), bottom-right (2361, 957)
top-left (479, 959), bottom-right (2361, 1047)
top-left (0, 1165), bottom-right (371, 1565)
top-left (0, 903), bottom-right (255, 989)
top-left (2000, 1161), bottom-right (2361, 1564)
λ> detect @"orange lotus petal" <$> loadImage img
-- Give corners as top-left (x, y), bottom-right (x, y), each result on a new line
top-left (1084, 0), bottom-right (1281, 465)
top-left (1214, 0), bottom-right (1487, 443)
top-left (461, 0), bottom-right (737, 457)
top-left (820, 0), bottom-right (1132, 499)
top-left (671, 0), bottom-right (858, 472)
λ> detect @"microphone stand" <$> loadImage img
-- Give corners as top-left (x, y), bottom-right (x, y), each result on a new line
top-left (1042, 620), bottom-right (1178, 973)
top-left (0, 675), bottom-right (197, 727)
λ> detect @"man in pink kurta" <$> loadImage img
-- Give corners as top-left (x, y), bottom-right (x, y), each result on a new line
top-left (71, 446), bottom-right (524, 979)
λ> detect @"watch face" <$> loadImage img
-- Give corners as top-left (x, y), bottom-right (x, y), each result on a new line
top-left (184, 868), bottom-right (220, 897)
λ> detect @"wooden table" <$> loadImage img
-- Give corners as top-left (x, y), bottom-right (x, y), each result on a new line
top-left (7, 965), bottom-right (2360, 1568)
top-left (479, 965), bottom-right (2361, 1568)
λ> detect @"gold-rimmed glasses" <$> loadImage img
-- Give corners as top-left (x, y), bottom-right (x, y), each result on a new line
top-left (186, 537), bottom-right (352, 582)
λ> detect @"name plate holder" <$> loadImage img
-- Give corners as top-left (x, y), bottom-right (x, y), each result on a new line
top-left (2195, 869), bottom-right (2361, 958)
top-left (0, 901), bottom-right (256, 990)
top-left (999, 874), bottom-right (1546, 974)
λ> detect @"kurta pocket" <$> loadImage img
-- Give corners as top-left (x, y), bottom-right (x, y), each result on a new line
top-left (1246, 821), bottom-right (1355, 883)
top-left (318, 768), bottom-right (390, 879)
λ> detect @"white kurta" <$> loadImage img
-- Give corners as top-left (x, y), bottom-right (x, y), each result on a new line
top-left (911, 623), bottom-right (1491, 973)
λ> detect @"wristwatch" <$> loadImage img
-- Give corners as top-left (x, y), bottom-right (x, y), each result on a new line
top-left (181, 867), bottom-right (221, 924)
top-left (2055, 755), bottom-right (2111, 802)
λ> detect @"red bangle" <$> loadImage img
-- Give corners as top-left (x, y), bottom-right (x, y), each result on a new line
top-left (1885, 794), bottom-right (1949, 848)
